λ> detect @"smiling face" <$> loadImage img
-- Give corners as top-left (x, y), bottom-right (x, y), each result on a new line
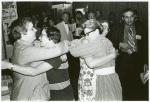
top-left (122, 11), bottom-right (135, 26)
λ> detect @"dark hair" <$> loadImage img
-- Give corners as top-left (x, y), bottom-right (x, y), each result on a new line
top-left (109, 12), bottom-right (114, 16)
top-left (99, 20), bottom-right (109, 33)
top-left (79, 30), bottom-right (85, 38)
top-left (48, 17), bottom-right (55, 25)
top-left (122, 8), bottom-right (134, 17)
top-left (70, 17), bottom-right (75, 20)
top-left (88, 10), bottom-right (93, 14)
top-left (46, 27), bottom-right (61, 44)
top-left (76, 11), bottom-right (83, 16)
top-left (9, 17), bottom-right (32, 44)
top-left (133, 10), bottom-right (139, 16)
top-left (48, 17), bottom-right (54, 21)
top-left (69, 17), bottom-right (76, 23)
top-left (41, 11), bottom-right (47, 15)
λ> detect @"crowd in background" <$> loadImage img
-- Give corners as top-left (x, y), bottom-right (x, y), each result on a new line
top-left (2, 7), bottom-right (148, 101)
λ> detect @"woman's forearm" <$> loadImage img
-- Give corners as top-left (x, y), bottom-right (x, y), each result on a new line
top-left (85, 53), bottom-right (116, 68)
top-left (13, 65), bottom-right (42, 76)
top-left (6, 62), bottom-right (52, 76)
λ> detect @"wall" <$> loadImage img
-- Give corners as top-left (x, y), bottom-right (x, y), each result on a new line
top-left (17, 2), bottom-right (53, 17)
top-left (73, 2), bottom-right (148, 30)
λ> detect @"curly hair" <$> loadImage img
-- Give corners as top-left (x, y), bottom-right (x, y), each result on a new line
top-left (122, 8), bottom-right (134, 17)
top-left (9, 17), bottom-right (32, 44)
top-left (46, 27), bottom-right (61, 44)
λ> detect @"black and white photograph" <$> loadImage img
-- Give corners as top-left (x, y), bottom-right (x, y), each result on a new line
top-left (1, 0), bottom-right (149, 101)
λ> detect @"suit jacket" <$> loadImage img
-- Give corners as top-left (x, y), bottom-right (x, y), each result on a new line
top-left (109, 22), bottom-right (148, 64)
top-left (56, 21), bottom-right (73, 41)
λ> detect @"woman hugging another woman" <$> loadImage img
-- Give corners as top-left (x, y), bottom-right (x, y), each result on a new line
top-left (2, 27), bottom-right (74, 101)
top-left (69, 19), bottom-right (122, 101)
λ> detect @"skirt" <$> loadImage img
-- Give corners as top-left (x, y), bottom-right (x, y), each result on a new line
top-left (95, 73), bottom-right (122, 101)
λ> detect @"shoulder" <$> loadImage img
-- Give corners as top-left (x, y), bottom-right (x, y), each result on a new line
top-left (14, 41), bottom-right (32, 52)
top-left (56, 22), bottom-right (63, 27)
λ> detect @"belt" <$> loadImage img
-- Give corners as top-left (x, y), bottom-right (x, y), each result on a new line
top-left (94, 66), bottom-right (115, 75)
top-left (48, 80), bottom-right (70, 90)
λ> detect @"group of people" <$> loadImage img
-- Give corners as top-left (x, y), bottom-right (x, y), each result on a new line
top-left (2, 8), bottom-right (148, 101)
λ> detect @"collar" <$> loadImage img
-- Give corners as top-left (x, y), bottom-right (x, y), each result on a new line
top-left (62, 21), bottom-right (69, 25)
top-left (16, 39), bottom-right (33, 46)
top-left (125, 24), bottom-right (134, 29)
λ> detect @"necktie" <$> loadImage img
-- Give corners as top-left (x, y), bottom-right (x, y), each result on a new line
top-left (65, 22), bottom-right (69, 24)
top-left (127, 27), bottom-right (136, 54)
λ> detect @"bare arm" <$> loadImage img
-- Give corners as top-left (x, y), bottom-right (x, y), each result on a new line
top-left (85, 50), bottom-right (118, 68)
top-left (2, 60), bottom-right (52, 76)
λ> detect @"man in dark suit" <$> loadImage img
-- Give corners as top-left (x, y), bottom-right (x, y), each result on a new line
top-left (109, 8), bottom-right (148, 100)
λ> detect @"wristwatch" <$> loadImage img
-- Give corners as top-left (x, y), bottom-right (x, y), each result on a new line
top-left (11, 64), bottom-right (14, 71)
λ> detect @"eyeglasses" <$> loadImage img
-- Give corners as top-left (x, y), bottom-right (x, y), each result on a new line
top-left (85, 29), bottom-right (96, 36)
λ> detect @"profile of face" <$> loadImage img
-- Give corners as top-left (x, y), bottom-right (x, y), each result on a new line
top-left (122, 11), bottom-right (135, 26)
top-left (39, 29), bottom-right (55, 47)
top-left (23, 22), bottom-right (37, 43)
top-left (48, 19), bottom-right (54, 27)
top-left (62, 13), bottom-right (69, 23)
top-left (88, 13), bottom-right (96, 20)
top-left (84, 28), bottom-right (99, 41)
